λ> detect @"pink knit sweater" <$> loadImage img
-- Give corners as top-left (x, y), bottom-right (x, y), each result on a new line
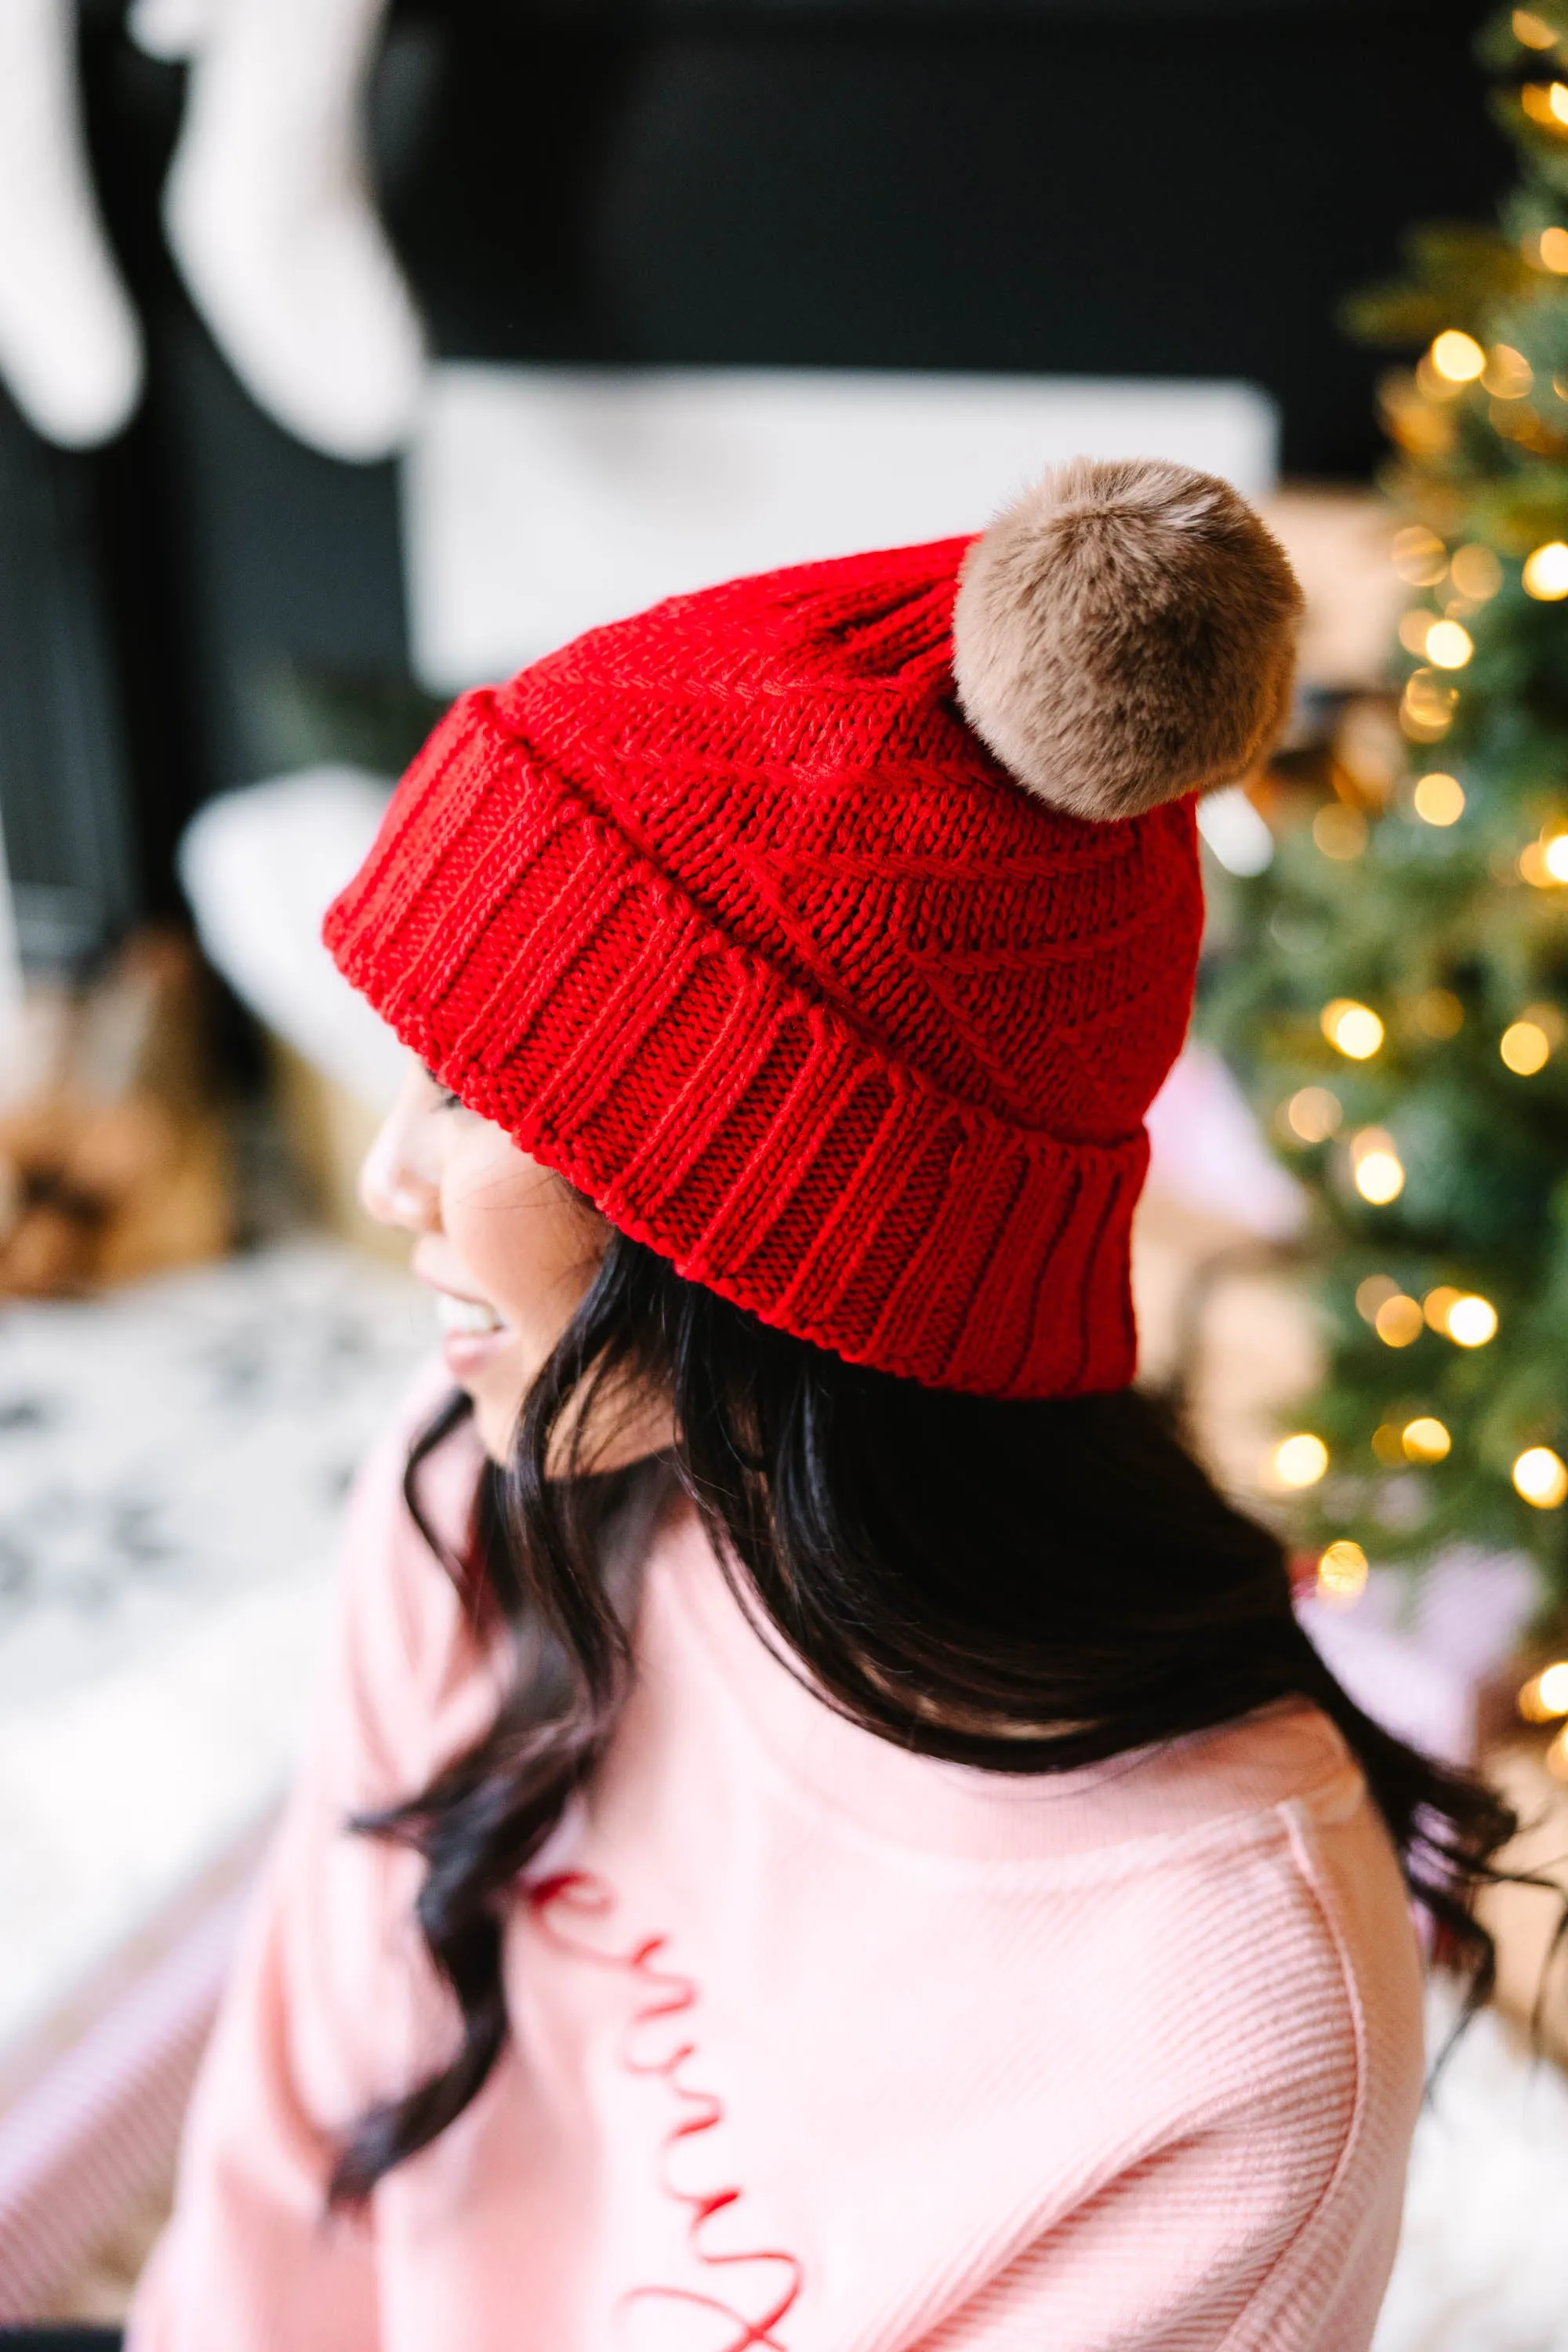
top-left (129, 1382), bottom-right (1424, 2352)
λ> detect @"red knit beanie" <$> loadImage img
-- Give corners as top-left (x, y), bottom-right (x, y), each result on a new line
top-left (325, 456), bottom-right (1300, 1398)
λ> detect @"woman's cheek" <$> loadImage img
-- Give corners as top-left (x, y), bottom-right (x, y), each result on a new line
top-left (443, 1147), bottom-right (597, 1359)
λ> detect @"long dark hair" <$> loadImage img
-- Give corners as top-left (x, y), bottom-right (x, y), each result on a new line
top-left (329, 1221), bottom-right (1520, 2205)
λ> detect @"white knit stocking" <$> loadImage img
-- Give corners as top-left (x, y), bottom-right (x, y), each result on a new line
top-left (159, 0), bottom-right (426, 462)
top-left (0, 0), bottom-right (143, 447)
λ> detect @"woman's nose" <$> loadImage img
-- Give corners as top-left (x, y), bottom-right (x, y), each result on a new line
top-left (358, 1076), bottom-right (441, 1232)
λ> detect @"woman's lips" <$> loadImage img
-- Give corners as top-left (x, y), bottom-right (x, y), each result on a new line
top-left (426, 1283), bottom-right (514, 1377)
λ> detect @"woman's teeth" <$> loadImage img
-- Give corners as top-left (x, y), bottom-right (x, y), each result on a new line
top-left (435, 1292), bottom-right (504, 1336)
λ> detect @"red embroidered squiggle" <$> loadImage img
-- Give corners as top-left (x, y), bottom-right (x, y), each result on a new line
top-left (528, 1869), bottom-right (804, 2351)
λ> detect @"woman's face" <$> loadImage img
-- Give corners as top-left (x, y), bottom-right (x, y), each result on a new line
top-left (359, 1061), bottom-right (623, 1464)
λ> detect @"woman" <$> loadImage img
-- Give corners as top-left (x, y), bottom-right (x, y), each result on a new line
top-left (128, 458), bottom-right (1511, 2350)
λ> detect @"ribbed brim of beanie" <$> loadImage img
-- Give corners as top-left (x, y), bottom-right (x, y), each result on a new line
top-left (325, 536), bottom-right (1207, 1398)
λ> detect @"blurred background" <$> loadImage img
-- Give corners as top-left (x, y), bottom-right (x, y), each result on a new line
top-left (3, 0), bottom-right (1568, 2337)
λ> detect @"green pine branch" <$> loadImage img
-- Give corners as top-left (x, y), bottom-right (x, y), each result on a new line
top-left (1201, 2), bottom-right (1568, 1610)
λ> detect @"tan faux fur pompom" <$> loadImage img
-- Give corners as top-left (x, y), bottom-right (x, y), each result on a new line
top-left (952, 456), bottom-right (1302, 823)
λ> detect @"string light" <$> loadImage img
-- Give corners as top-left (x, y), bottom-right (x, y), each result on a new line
top-left (1352, 1128), bottom-right (1406, 1204)
top-left (1492, 395), bottom-right (1548, 443)
top-left (1523, 539), bottom-right (1568, 597)
top-left (1400, 669), bottom-right (1458, 739)
top-left (1273, 1432), bottom-right (1329, 1488)
top-left (1517, 1661), bottom-right (1568, 1721)
top-left (1284, 1086), bottom-right (1342, 1143)
top-left (1423, 1285), bottom-right (1463, 1332)
top-left (1412, 355), bottom-right (1466, 410)
top-left (1389, 525), bottom-right (1449, 584)
top-left (1428, 331), bottom-right (1486, 383)
top-left (1424, 619), bottom-right (1474, 668)
top-left (1322, 999), bottom-right (1384, 1058)
top-left (1520, 78), bottom-right (1568, 124)
top-left (1501, 1018), bottom-right (1552, 1073)
top-left (1316, 1541), bottom-right (1369, 1609)
top-left (1537, 224), bottom-right (1568, 270)
top-left (1448, 544), bottom-right (1504, 600)
top-left (1372, 1422), bottom-right (1408, 1465)
top-left (1402, 1416), bottom-right (1451, 1462)
top-left (1513, 1445), bottom-right (1568, 1506)
top-left (1312, 804), bottom-right (1367, 859)
top-left (1413, 772), bottom-right (1465, 825)
top-left (1356, 1273), bottom-right (1400, 1322)
top-left (1415, 987), bottom-right (1464, 1036)
top-left (1446, 1294), bottom-right (1498, 1348)
top-left (1374, 1291), bottom-right (1423, 1345)
top-left (1483, 344), bottom-right (1534, 398)
top-left (1521, 832), bottom-right (1568, 884)
top-left (1515, 9), bottom-right (1559, 49)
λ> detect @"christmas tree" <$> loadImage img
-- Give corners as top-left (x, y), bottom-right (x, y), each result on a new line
top-left (1205, 2), bottom-right (1568, 1615)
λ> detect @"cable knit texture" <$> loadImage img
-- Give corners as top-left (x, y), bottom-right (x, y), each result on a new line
top-left (128, 1389), bottom-right (1425, 2352)
top-left (323, 534), bottom-right (1206, 1396)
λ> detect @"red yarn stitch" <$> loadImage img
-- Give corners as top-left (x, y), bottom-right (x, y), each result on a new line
top-left (325, 539), bottom-right (1203, 1397)
top-left (528, 1870), bottom-right (804, 2351)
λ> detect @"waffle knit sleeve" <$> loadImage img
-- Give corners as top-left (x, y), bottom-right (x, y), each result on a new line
top-left (125, 1377), bottom-right (485, 2352)
top-left (902, 2088), bottom-right (1390, 2351)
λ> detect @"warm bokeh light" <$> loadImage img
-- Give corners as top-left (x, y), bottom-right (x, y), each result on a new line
top-left (1374, 1292), bottom-right (1423, 1345)
top-left (1312, 804), bottom-right (1367, 860)
top-left (1398, 610), bottom-right (1435, 656)
top-left (1322, 999), bottom-right (1384, 1059)
top-left (1514, 1445), bottom-right (1568, 1507)
top-left (1523, 539), bottom-right (1568, 597)
top-left (1356, 1273), bottom-right (1399, 1322)
top-left (1414, 986), bottom-right (1464, 1036)
top-left (1428, 331), bottom-right (1486, 383)
top-left (1413, 772), bottom-right (1465, 825)
top-left (1316, 1541), bottom-right (1369, 1609)
top-left (1446, 1294), bottom-right (1498, 1348)
top-left (1483, 344), bottom-right (1534, 399)
top-left (1545, 833), bottom-right (1568, 880)
top-left (1521, 78), bottom-right (1568, 124)
top-left (1423, 1285), bottom-right (1463, 1333)
top-left (1354, 1147), bottom-right (1406, 1206)
top-left (1400, 669), bottom-right (1458, 739)
top-left (1520, 840), bottom-right (1554, 885)
top-left (1402, 1416), bottom-right (1451, 1462)
top-left (1448, 543), bottom-right (1504, 599)
top-left (1501, 1018), bottom-right (1552, 1074)
top-left (1284, 1086), bottom-right (1341, 1143)
top-left (1518, 1660), bottom-right (1568, 1722)
top-left (1389, 524), bottom-right (1449, 585)
top-left (1539, 224), bottom-right (1568, 270)
top-left (1273, 1432), bottom-right (1329, 1489)
top-left (1548, 1725), bottom-right (1568, 1781)
top-left (1515, 9), bottom-right (1559, 49)
top-left (1371, 1422), bottom-right (1407, 1465)
top-left (1423, 619), bottom-right (1474, 669)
